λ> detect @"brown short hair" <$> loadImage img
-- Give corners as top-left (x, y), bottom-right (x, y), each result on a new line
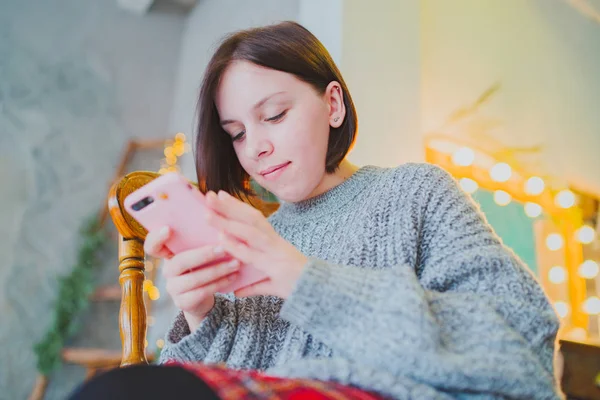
top-left (194, 21), bottom-right (358, 199)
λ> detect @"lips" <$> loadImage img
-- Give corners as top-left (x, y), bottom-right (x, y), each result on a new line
top-left (260, 162), bottom-right (291, 176)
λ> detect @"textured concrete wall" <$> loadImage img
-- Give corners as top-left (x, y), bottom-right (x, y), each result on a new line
top-left (0, 0), bottom-right (184, 398)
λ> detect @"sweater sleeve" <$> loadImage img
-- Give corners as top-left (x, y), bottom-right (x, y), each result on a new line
top-left (277, 165), bottom-right (562, 399)
top-left (158, 293), bottom-right (285, 370)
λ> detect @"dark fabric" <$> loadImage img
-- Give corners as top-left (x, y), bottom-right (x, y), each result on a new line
top-left (68, 364), bottom-right (221, 400)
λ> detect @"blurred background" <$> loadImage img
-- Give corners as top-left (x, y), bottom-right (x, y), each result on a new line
top-left (1, 0), bottom-right (599, 399)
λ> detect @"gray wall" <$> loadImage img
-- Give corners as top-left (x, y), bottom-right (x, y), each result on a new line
top-left (0, 0), bottom-right (184, 398)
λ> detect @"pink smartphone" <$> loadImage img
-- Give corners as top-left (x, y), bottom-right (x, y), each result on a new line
top-left (123, 172), bottom-right (268, 293)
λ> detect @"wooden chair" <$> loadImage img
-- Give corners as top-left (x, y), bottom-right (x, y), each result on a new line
top-left (107, 171), bottom-right (279, 366)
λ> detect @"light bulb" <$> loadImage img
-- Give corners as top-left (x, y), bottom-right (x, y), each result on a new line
top-left (524, 202), bottom-right (542, 218)
top-left (554, 301), bottom-right (569, 318)
top-left (525, 176), bottom-right (545, 196)
top-left (459, 178), bottom-right (478, 194)
top-left (548, 266), bottom-right (567, 284)
top-left (583, 296), bottom-right (600, 315)
top-left (452, 147), bottom-right (475, 167)
top-left (490, 163), bottom-right (512, 182)
top-left (576, 226), bottom-right (596, 244)
top-left (555, 190), bottom-right (576, 209)
top-left (546, 234), bottom-right (564, 251)
top-left (579, 260), bottom-right (599, 279)
top-left (494, 190), bottom-right (512, 206)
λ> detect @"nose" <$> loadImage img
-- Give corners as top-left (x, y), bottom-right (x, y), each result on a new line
top-left (244, 128), bottom-right (273, 160)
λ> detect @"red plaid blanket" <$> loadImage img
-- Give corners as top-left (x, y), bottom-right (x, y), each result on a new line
top-left (164, 361), bottom-right (387, 400)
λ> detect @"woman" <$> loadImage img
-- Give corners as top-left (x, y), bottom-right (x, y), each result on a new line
top-left (72, 21), bottom-right (562, 400)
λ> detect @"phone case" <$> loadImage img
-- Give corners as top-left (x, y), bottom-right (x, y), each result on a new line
top-left (123, 172), bottom-right (268, 293)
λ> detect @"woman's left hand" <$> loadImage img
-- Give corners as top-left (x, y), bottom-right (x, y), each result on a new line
top-left (204, 190), bottom-right (307, 299)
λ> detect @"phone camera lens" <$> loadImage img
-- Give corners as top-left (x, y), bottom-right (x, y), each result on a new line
top-left (132, 196), bottom-right (154, 211)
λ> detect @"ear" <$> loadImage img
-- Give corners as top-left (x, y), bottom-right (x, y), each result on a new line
top-left (324, 81), bottom-right (346, 128)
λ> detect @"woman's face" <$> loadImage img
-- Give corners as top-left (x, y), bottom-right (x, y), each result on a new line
top-left (215, 61), bottom-right (345, 202)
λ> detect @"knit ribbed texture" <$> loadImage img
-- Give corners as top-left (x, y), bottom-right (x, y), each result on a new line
top-left (159, 163), bottom-right (563, 399)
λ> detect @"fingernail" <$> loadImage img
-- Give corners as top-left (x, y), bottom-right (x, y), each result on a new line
top-left (227, 259), bottom-right (239, 269)
top-left (160, 226), bottom-right (169, 236)
top-left (213, 246), bottom-right (224, 255)
top-left (218, 190), bottom-right (228, 199)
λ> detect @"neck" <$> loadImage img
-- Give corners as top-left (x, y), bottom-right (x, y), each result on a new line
top-left (304, 159), bottom-right (360, 201)
top-left (273, 163), bottom-right (378, 223)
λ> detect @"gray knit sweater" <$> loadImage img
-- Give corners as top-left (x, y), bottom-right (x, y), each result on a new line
top-left (159, 163), bottom-right (562, 399)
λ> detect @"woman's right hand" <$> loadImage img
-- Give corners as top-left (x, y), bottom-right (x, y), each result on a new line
top-left (144, 226), bottom-right (240, 331)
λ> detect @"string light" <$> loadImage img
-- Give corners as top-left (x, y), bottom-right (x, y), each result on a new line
top-left (555, 190), bottom-right (576, 209)
top-left (148, 286), bottom-right (160, 301)
top-left (452, 147), bottom-right (475, 167)
top-left (494, 190), bottom-right (512, 206)
top-left (554, 301), bottom-right (569, 318)
top-left (524, 202), bottom-right (543, 218)
top-left (525, 176), bottom-right (545, 196)
top-left (579, 260), bottom-right (599, 279)
top-left (145, 260), bottom-right (154, 272)
top-left (490, 163), bottom-right (512, 182)
top-left (576, 225), bottom-right (596, 244)
top-left (143, 279), bottom-right (153, 292)
top-left (548, 266), bottom-right (567, 284)
top-left (583, 296), bottom-right (600, 315)
top-left (459, 178), bottom-right (478, 194)
top-left (546, 233), bottom-right (564, 251)
top-left (156, 339), bottom-right (165, 349)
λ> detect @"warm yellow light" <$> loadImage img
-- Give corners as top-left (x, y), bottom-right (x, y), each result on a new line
top-left (143, 280), bottom-right (153, 292)
top-left (555, 190), bottom-right (576, 209)
top-left (175, 132), bottom-right (186, 142)
top-left (164, 146), bottom-right (174, 158)
top-left (566, 327), bottom-right (587, 341)
top-left (156, 339), bottom-right (165, 349)
top-left (166, 155), bottom-right (177, 166)
top-left (548, 266), bottom-right (567, 284)
top-left (173, 142), bottom-right (185, 157)
top-left (451, 147), bottom-right (475, 167)
top-left (148, 316), bottom-right (156, 326)
top-left (148, 286), bottom-right (160, 301)
top-left (524, 202), bottom-right (542, 218)
top-left (583, 296), bottom-right (600, 315)
top-left (490, 163), bottom-right (512, 182)
top-left (525, 176), bottom-right (545, 196)
top-left (576, 226), bottom-right (596, 244)
top-left (554, 301), bottom-right (569, 318)
top-left (546, 233), bottom-right (564, 251)
top-left (459, 178), bottom-right (478, 194)
top-left (494, 190), bottom-right (512, 206)
top-left (579, 260), bottom-right (599, 279)
top-left (158, 168), bottom-right (168, 175)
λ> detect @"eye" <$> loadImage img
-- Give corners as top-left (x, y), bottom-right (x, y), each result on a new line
top-left (265, 110), bottom-right (287, 122)
top-left (232, 130), bottom-right (245, 142)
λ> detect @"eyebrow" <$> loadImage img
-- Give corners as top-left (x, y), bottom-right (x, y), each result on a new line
top-left (220, 91), bottom-right (286, 126)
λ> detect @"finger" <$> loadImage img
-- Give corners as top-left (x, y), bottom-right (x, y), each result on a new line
top-left (166, 258), bottom-right (240, 295)
top-left (205, 190), bottom-right (266, 227)
top-left (234, 278), bottom-right (272, 298)
top-left (144, 226), bottom-right (174, 259)
top-left (162, 245), bottom-right (228, 278)
top-left (218, 231), bottom-right (257, 265)
top-left (205, 211), bottom-right (270, 250)
top-left (175, 272), bottom-right (240, 310)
